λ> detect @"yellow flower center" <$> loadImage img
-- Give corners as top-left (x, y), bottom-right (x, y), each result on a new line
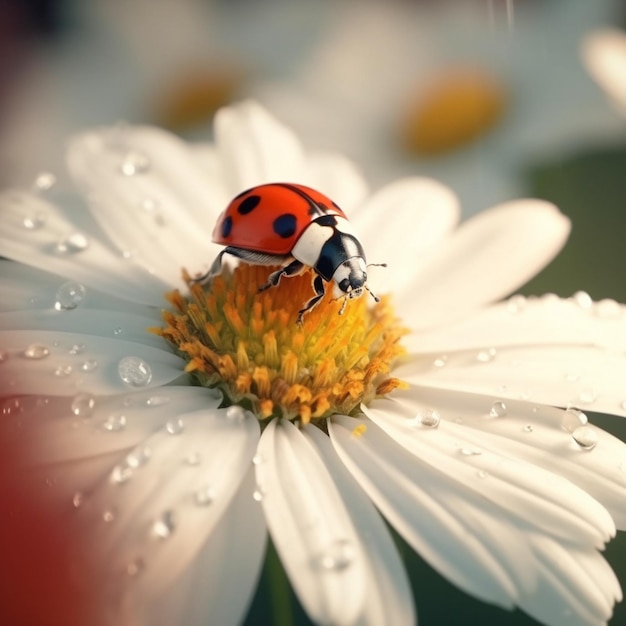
top-left (154, 264), bottom-right (407, 425)
top-left (400, 66), bottom-right (506, 155)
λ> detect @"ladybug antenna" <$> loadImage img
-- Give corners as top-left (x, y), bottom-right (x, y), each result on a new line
top-left (365, 285), bottom-right (380, 303)
top-left (331, 293), bottom-right (349, 315)
top-left (367, 262), bottom-right (387, 268)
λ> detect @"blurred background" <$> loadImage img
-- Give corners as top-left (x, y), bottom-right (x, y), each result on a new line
top-left (2, 1), bottom-right (626, 625)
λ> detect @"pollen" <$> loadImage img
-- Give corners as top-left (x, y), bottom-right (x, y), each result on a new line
top-left (155, 264), bottom-right (407, 424)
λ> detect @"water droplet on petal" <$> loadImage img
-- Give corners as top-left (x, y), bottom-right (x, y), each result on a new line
top-left (126, 445), bottom-right (151, 468)
top-left (572, 426), bottom-right (598, 451)
top-left (118, 356), bottom-right (152, 387)
top-left (573, 291), bottom-right (593, 309)
top-left (102, 412), bottom-right (127, 432)
top-left (71, 392), bottom-right (96, 417)
top-left (23, 212), bottom-right (47, 230)
top-left (564, 372), bottom-right (581, 383)
top-left (110, 462), bottom-right (134, 484)
top-left (55, 232), bottom-right (89, 254)
top-left (194, 485), bottom-right (216, 506)
top-left (120, 151), bottom-right (151, 176)
top-left (54, 364), bottom-right (73, 378)
top-left (252, 454), bottom-right (265, 465)
top-left (165, 418), bottom-right (184, 435)
top-left (81, 359), bottom-right (98, 372)
top-left (506, 294), bottom-right (526, 313)
top-left (226, 405), bottom-right (245, 422)
top-left (489, 401), bottom-right (507, 417)
top-left (184, 452), bottom-right (201, 466)
top-left (23, 344), bottom-right (50, 360)
top-left (476, 348), bottom-right (496, 363)
top-left (146, 395), bottom-right (169, 407)
top-left (577, 388), bottom-right (597, 405)
top-left (102, 509), bottom-right (116, 523)
top-left (54, 281), bottom-right (86, 311)
top-left (126, 557), bottom-right (145, 577)
top-left (459, 447), bottom-right (482, 456)
top-left (315, 539), bottom-right (355, 571)
top-left (34, 172), bottom-right (56, 191)
top-left (113, 327), bottom-right (123, 336)
top-left (72, 491), bottom-right (84, 508)
top-left (476, 470), bottom-right (488, 479)
top-left (523, 424), bottom-right (534, 433)
top-left (68, 343), bottom-right (85, 355)
top-left (594, 298), bottom-right (621, 318)
top-left (252, 488), bottom-right (265, 502)
top-left (413, 408), bottom-right (440, 428)
top-left (151, 510), bottom-right (175, 539)
top-left (433, 355), bottom-right (448, 368)
top-left (561, 407), bottom-right (588, 433)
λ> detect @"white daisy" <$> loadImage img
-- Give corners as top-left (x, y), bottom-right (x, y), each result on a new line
top-left (583, 27), bottom-right (626, 114)
top-left (1, 101), bottom-right (626, 626)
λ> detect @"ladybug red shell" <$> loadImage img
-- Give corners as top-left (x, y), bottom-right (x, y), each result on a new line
top-left (213, 183), bottom-right (347, 255)
top-left (198, 182), bottom-right (384, 324)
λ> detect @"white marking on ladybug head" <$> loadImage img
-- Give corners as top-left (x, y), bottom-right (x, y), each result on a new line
top-left (332, 258), bottom-right (368, 298)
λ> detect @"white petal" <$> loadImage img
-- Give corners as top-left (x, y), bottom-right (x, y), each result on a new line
top-left (0, 260), bottom-right (160, 316)
top-left (0, 330), bottom-right (185, 395)
top-left (329, 414), bottom-right (518, 607)
top-left (255, 419), bottom-right (367, 626)
top-left (405, 295), bottom-right (626, 354)
top-left (305, 150), bottom-right (369, 215)
top-left (214, 100), bottom-right (308, 192)
top-left (70, 405), bottom-right (259, 601)
top-left (330, 414), bottom-right (621, 626)
top-left (396, 200), bottom-right (570, 330)
top-left (351, 177), bottom-right (460, 295)
top-left (405, 342), bottom-right (626, 420)
top-left (304, 425), bottom-right (415, 626)
top-left (0, 190), bottom-right (168, 306)
top-left (582, 28), bottom-right (626, 112)
top-left (67, 126), bottom-right (225, 288)
top-left (132, 469), bottom-right (267, 626)
top-left (379, 386), bottom-right (626, 529)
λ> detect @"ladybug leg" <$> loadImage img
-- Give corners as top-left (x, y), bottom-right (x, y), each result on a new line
top-left (258, 259), bottom-right (304, 292)
top-left (296, 275), bottom-right (326, 325)
top-left (191, 250), bottom-right (228, 285)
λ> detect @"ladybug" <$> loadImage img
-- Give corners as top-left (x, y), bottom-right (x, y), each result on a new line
top-left (197, 182), bottom-right (385, 324)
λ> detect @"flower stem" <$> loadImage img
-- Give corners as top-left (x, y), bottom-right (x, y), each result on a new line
top-left (266, 539), bottom-right (294, 626)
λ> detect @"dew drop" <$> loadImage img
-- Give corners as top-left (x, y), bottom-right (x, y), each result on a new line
top-left (165, 418), bottom-right (184, 435)
top-left (54, 281), bottom-right (86, 311)
top-left (126, 445), bottom-right (151, 468)
top-left (577, 388), bottom-right (597, 405)
top-left (23, 212), bottom-right (47, 230)
top-left (71, 392), bottom-right (96, 417)
top-left (523, 424), bottom-right (534, 433)
top-left (459, 447), bottom-right (482, 457)
top-left (81, 359), bottom-right (98, 372)
top-left (68, 343), bottom-right (85, 355)
top-left (102, 412), bottom-right (127, 432)
top-left (564, 372), bottom-right (581, 383)
top-left (489, 401), bottom-right (507, 418)
top-left (23, 343), bottom-right (50, 360)
top-left (113, 327), bottom-right (123, 336)
top-left (252, 488), bottom-right (265, 502)
top-left (506, 294), bottom-right (527, 313)
top-left (413, 408), bottom-right (440, 428)
top-left (110, 463), bottom-right (134, 484)
top-left (34, 172), bottom-right (56, 191)
top-left (72, 491), bottom-right (84, 509)
top-left (54, 364), bottom-right (73, 378)
top-left (572, 426), bottom-right (598, 451)
top-left (561, 408), bottom-right (588, 433)
top-left (146, 395), bottom-right (169, 407)
top-left (102, 509), bottom-right (116, 523)
top-left (252, 454), bottom-right (265, 466)
top-left (151, 510), bottom-right (175, 540)
top-left (573, 291), bottom-right (593, 309)
top-left (120, 151), bottom-right (151, 176)
top-left (184, 452), bottom-right (201, 466)
top-left (476, 470), bottom-right (488, 479)
top-left (226, 405), bottom-right (245, 422)
top-left (315, 539), bottom-right (355, 571)
top-left (141, 198), bottom-right (165, 226)
top-left (433, 355), bottom-right (448, 368)
top-left (2, 398), bottom-right (21, 416)
top-left (118, 356), bottom-right (153, 387)
top-left (126, 557), bottom-right (145, 577)
top-left (55, 232), bottom-right (89, 254)
top-left (194, 485), bottom-right (216, 506)
top-left (476, 348), bottom-right (496, 363)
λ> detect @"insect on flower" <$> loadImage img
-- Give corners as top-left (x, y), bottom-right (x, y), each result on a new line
top-left (196, 182), bottom-right (386, 323)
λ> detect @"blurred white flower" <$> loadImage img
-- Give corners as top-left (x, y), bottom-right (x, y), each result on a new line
top-left (583, 27), bottom-right (626, 114)
top-left (1, 101), bottom-right (626, 626)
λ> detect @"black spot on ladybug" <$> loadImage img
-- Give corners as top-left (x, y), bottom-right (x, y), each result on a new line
top-left (221, 215), bottom-right (233, 238)
top-left (273, 213), bottom-right (297, 238)
top-left (237, 195), bottom-right (261, 215)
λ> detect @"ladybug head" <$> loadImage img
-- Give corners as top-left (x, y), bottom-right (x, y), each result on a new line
top-left (332, 258), bottom-right (368, 299)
